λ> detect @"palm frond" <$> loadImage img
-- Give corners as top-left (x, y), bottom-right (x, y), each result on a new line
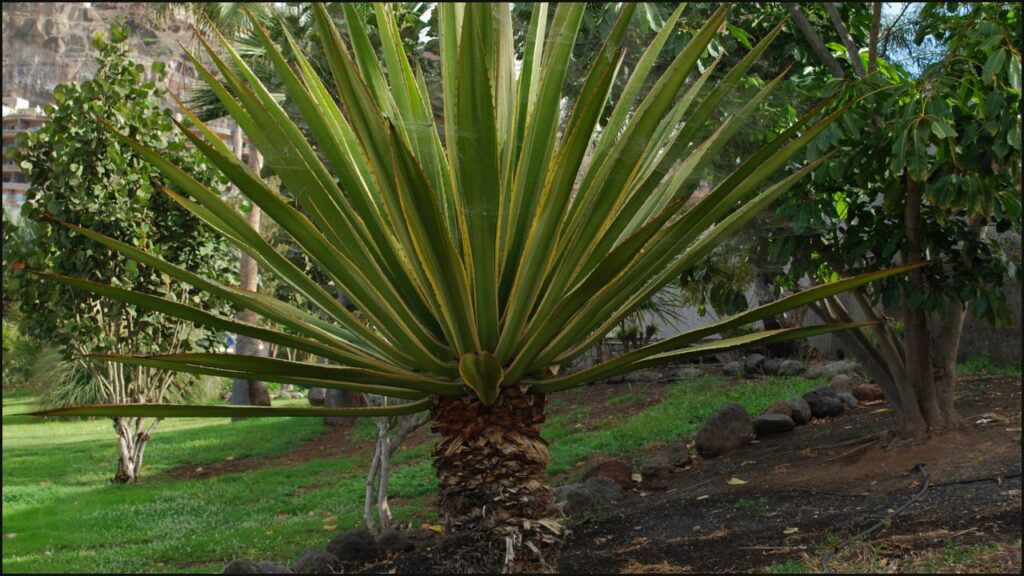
top-left (31, 2), bottom-right (908, 419)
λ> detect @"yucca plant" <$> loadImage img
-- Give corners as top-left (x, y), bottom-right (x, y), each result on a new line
top-left (30, 3), bottom-right (917, 572)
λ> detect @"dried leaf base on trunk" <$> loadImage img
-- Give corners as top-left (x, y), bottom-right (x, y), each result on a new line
top-left (432, 386), bottom-right (562, 574)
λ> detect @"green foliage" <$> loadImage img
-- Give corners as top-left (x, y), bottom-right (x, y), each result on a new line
top-left (778, 3), bottom-right (1021, 325)
top-left (4, 23), bottom-right (234, 406)
top-left (1, 320), bottom-right (66, 393)
top-left (688, 3), bottom-right (1021, 330)
top-left (31, 3), bottom-right (905, 426)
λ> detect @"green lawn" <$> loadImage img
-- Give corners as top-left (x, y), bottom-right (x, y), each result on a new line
top-left (2, 375), bottom-right (824, 573)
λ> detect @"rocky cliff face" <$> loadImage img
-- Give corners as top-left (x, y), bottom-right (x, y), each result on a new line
top-left (3, 2), bottom-right (198, 105)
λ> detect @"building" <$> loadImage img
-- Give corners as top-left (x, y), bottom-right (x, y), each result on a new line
top-left (2, 96), bottom-right (252, 214)
top-left (2, 96), bottom-right (46, 212)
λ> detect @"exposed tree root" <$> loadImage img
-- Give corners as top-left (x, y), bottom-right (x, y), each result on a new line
top-left (824, 438), bottom-right (880, 462)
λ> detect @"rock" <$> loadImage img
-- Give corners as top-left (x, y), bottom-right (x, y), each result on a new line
top-left (674, 366), bottom-right (705, 380)
top-left (306, 387), bottom-right (325, 407)
top-left (554, 484), bottom-right (597, 519)
top-left (777, 359), bottom-right (804, 376)
top-left (406, 526), bottom-right (443, 551)
top-left (377, 528), bottom-right (415, 554)
top-left (836, 392), bottom-right (859, 408)
top-left (292, 549), bottom-right (338, 575)
top-left (658, 440), bottom-right (692, 467)
top-left (852, 383), bottom-right (885, 402)
top-left (256, 561), bottom-right (291, 574)
top-left (744, 353), bottom-right (766, 373)
top-left (802, 387), bottom-right (845, 418)
top-left (762, 358), bottom-right (783, 375)
top-left (785, 397), bottom-right (813, 425)
top-left (582, 476), bottom-right (624, 502)
top-left (327, 528), bottom-right (379, 564)
top-left (582, 459), bottom-right (633, 490)
top-left (723, 360), bottom-right (743, 377)
top-left (629, 370), bottom-right (663, 383)
top-left (695, 403), bottom-right (753, 458)
top-left (324, 389), bottom-right (361, 427)
top-left (640, 455), bottom-right (674, 486)
top-left (754, 413), bottom-right (795, 436)
top-left (828, 373), bottom-right (853, 392)
top-left (763, 400), bottom-right (793, 419)
top-left (2, 3), bottom-right (202, 107)
top-left (806, 360), bottom-right (861, 379)
top-left (223, 560), bottom-right (262, 574)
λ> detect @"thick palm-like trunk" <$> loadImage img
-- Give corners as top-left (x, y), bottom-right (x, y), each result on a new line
top-left (431, 386), bottom-right (562, 573)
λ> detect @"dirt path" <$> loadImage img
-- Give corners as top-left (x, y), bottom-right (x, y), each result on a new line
top-left (559, 374), bottom-right (1022, 573)
top-left (160, 420), bottom-right (375, 481)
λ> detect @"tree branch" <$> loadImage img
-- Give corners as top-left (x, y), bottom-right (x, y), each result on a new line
top-left (784, 2), bottom-right (846, 78)
top-left (825, 2), bottom-right (867, 78)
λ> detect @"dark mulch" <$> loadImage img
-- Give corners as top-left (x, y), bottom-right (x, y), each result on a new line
top-left (356, 374), bottom-right (1022, 573)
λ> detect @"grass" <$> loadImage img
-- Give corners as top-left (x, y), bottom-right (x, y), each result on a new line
top-left (1, 393), bottom-right (436, 574)
top-left (957, 355), bottom-right (1022, 376)
top-left (769, 534), bottom-right (1022, 573)
top-left (605, 384), bottom-right (644, 407)
top-left (766, 559), bottom-right (811, 574)
top-left (734, 496), bottom-right (769, 516)
top-left (542, 375), bottom-right (824, 477)
top-left (0, 374), bottom-right (833, 573)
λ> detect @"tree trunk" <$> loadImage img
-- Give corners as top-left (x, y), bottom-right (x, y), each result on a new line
top-left (803, 179), bottom-right (980, 439)
top-left (902, 176), bottom-right (947, 432)
top-left (231, 133), bottom-right (269, 412)
top-left (933, 299), bottom-right (966, 424)
top-left (754, 267), bottom-right (799, 357)
top-left (431, 386), bottom-right (562, 573)
top-left (112, 416), bottom-right (154, 484)
top-left (324, 388), bottom-right (366, 426)
top-left (364, 410), bottom-right (429, 534)
top-left (868, 2), bottom-right (882, 74)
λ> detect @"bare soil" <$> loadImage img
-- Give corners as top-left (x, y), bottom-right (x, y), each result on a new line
top-left (559, 373), bottom-right (1022, 573)
top-left (161, 419), bottom-right (375, 481)
top-left (364, 373), bottom-right (1023, 573)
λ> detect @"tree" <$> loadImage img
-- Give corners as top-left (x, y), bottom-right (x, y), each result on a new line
top-left (32, 4), bottom-right (912, 571)
top-left (6, 24), bottom-right (234, 483)
top-left (794, 2), bottom-right (1021, 437)
top-left (693, 2), bottom-right (1021, 438)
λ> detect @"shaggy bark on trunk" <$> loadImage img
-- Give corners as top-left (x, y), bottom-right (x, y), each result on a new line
top-left (112, 416), bottom-right (158, 483)
top-left (432, 386), bottom-right (561, 573)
